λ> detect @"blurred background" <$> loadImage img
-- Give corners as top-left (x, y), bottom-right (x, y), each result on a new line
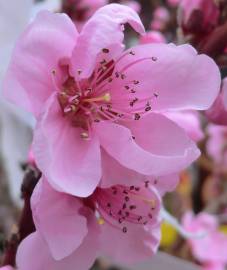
top-left (0, 0), bottom-right (227, 269)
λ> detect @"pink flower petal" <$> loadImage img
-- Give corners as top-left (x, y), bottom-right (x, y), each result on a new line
top-left (99, 220), bottom-right (161, 264)
top-left (95, 113), bottom-right (200, 176)
top-left (182, 212), bottom-right (227, 264)
top-left (154, 174), bottom-right (180, 195)
top-left (164, 111), bottom-right (204, 142)
top-left (206, 93), bottom-right (227, 126)
top-left (70, 3), bottom-right (145, 79)
top-left (33, 94), bottom-right (102, 197)
top-left (204, 262), bottom-right (226, 270)
top-left (139, 30), bottom-right (166, 44)
top-left (31, 178), bottom-right (88, 260)
top-left (111, 43), bottom-right (220, 111)
top-left (3, 11), bottom-right (78, 117)
top-left (101, 150), bottom-right (179, 195)
top-left (101, 149), bottom-right (142, 187)
top-left (16, 226), bottom-right (99, 270)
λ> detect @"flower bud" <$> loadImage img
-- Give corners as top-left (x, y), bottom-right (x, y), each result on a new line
top-left (178, 0), bottom-right (220, 35)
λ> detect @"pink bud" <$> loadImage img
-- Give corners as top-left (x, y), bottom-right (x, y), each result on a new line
top-left (179, 0), bottom-right (220, 34)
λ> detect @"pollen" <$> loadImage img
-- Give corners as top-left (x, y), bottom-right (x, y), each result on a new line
top-left (98, 217), bottom-right (105, 225)
top-left (103, 93), bottom-right (111, 102)
top-left (83, 93), bottom-right (111, 103)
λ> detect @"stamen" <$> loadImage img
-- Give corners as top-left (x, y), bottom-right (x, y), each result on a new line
top-left (83, 93), bottom-right (111, 103)
top-left (98, 217), bottom-right (105, 225)
top-left (77, 69), bottom-right (82, 75)
top-left (64, 105), bottom-right (77, 114)
top-left (80, 132), bottom-right (89, 140)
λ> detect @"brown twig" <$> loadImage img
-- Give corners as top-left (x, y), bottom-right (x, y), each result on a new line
top-left (1, 165), bottom-right (41, 267)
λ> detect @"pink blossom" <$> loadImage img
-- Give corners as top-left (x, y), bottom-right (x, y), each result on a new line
top-left (206, 78), bottom-right (227, 126)
top-left (179, 0), bottom-right (220, 34)
top-left (206, 124), bottom-right (227, 168)
top-left (164, 111), bottom-right (204, 142)
top-left (0, 267), bottom-right (14, 270)
top-left (16, 177), bottom-right (161, 269)
top-left (3, 5), bottom-right (221, 198)
top-left (121, 0), bottom-right (141, 13)
top-left (139, 31), bottom-right (166, 44)
top-left (151, 6), bottom-right (170, 31)
top-left (182, 212), bottom-right (227, 270)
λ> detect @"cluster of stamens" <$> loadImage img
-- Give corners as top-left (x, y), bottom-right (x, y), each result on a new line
top-left (53, 48), bottom-right (159, 139)
top-left (93, 179), bottom-right (159, 234)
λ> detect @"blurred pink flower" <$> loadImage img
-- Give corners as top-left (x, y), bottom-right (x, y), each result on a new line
top-left (121, 0), bottom-right (141, 13)
top-left (151, 6), bottom-right (170, 31)
top-left (3, 5), bottom-right (220, 198)
top-left (182, 212), bottom-right (227, 270)
top-left (63, 0), bottom-right (140, 31)
top-left (167, 0), bottom-right (181, 7)
top-left (206, 78), bottom-right (227, 126)
top-left (206, 124), bottom-right (227, 168)
top-left (64, 0), bottom-right (108, 31)
top-left (0, 266), bottom-right (14, 270)
top-left (16, 177), bottom-right (161, 269)
top-left (164, 111), bottom-right (204, 142)
top-left (139, 31), bottom-right (166, 44)
top-left (179, 0), bottom-right (220, 34)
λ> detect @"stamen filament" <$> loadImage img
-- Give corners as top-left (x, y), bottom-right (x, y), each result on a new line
top-left (83, 93), bottom-right (111, 103)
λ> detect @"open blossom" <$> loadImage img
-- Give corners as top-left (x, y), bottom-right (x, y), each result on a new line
top-left (178, 0), bottom-right (220, 35)
top-left (16, 177), bottom-right (161, 270)
top-left (206, 78), bottom-right (227, 126)
top-left (4, 4), bottom-right (220, 198)
top-left (182, 212), bottom-right (227, 270)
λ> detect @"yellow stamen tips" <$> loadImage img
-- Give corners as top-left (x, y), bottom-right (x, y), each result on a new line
top-left (83, 93), bottom-right (111, 103)
top-left (103, 93), bottom-right (111, 102)
top-left (80, 132), bottom-right (89, 140)
top-left (98, 217), bottom-right (105, 225)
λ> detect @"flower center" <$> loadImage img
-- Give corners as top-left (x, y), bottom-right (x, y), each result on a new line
top-left (93, 182), bottom-right (160, 233)
top-left (53, 48), bottom-right (159, 139)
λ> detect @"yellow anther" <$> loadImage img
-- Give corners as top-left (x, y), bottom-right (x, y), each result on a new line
top-left (83, 93), bottom-right (111, 103)
top-left (98, 218), bottom-right (105, 225)
top-left (103, 93), bottom-right (111, 102)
